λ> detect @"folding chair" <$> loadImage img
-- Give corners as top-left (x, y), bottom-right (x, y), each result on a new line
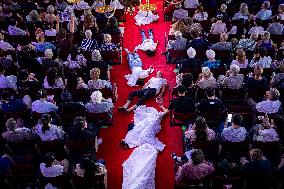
top-left (100, 50), bottom-right (122, 65)
top-left (167, 49), bottom-right (188, 64)
top-left (170, 110), bottom-right (195, 126)
top-left (87, 112), bottom-right (113, 126)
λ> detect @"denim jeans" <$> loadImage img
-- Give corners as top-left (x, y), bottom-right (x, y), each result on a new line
top-left (140, 29), bottom-right (154, 43)
top-left (127, 53), bottom-right (143, 69)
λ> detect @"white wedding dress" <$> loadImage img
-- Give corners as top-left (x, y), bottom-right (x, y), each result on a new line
top-left (122, 143), bottom-right (158, 189)
top-left (123, 105), bottom-right (166, 151)
top-left (124, 67), bottom-right (150, 87)
top-left (134, 10), bottom-right (159, 26)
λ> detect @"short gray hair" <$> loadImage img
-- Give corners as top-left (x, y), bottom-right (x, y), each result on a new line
top-left (92, 50), bottom-right (102, 61)
top-left (47, 5), bottom-right (55, 14)
top-left (230, 64), bottom-right (240, 74)
top-left (85, 30), bottom-right (92, 38)
top-left (206, 49), bottom-right (216, 59)
top-left (187, 47), bottom-right (196, 58)
top-left (45, 49), bottom-right (53, 58)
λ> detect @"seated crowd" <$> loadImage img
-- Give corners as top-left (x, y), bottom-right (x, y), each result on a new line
top-left (164, 0), bottom-right (284, 188)
top-left (0, 0), bottom-right (124, 188)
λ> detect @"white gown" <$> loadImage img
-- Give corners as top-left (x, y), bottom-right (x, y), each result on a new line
top-left (122, 143), bottom-right (158, 189)
top-left (124, 67), bottom-right (149, 87)
top-left (123, 105), bottom-right (166, 151)
top-left (134, 10), bottom-right (159, 26)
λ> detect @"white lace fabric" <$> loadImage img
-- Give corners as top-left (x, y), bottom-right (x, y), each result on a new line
top-left (122, 143), bottom-right (158, 189)
top-left (123, 105), bottom-right (166, 151)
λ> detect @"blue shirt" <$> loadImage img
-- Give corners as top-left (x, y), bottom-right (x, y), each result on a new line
top-left (202, 60), bottom-right (221, 69)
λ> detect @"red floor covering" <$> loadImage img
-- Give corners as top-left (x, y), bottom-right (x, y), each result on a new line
top-left (96, 1), bottom-right (184, 188)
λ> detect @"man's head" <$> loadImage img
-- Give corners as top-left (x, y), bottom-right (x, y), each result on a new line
top-left (177, 85), bottom-right (187, 96)
top-left (232, 113), bottom-right (243, 127)
top-left (266, 88), bottom-right (280, 101)
top-left (253, 66), bottom-right (263, 77)
top-left (156, 71), bottom-right (162, 78)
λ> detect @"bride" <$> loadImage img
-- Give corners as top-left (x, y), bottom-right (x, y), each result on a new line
top-left (122, 105), bottom-right (168, 189)
top-left (122, 105), bottom-right (168, 151)
top-left (122, 143), bottom-right (158, 189)
top-left (134, 10), bottom-right (159, 26)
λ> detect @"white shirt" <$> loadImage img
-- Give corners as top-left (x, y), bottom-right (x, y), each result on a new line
top-left (137, 39), bottom-right (157, 51)
top-left (248, 26), bottom-right (264, 35)
top-left (254, 128), bottom-right (279, 142)
top-left (250, 56), bottom-right (272, 68)
top-left (256, 100), bottom-right (281, 114)
top-left (124, 67), bottom-right (150, 87)
top-left (45, 29), bottom-right (57, 37)
top-left (147, 77), bottom-right (167, 92)
top-left (222, 126), bottom-right (247, 142)
top-left (184, 0), bottom-right (199, 8)
top-left (40, 163), bottom-right (64, 177)
top-left (193, 12), bottom-right (208, 21)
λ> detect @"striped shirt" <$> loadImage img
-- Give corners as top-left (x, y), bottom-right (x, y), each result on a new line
top-left (81, 38), bottom-right (99, 52)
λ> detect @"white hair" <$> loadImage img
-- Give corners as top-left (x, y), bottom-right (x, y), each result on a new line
top-left (220, 4), bottom-right (227, 11)
top-left (230, 64), bottom-right (240, 74)
top-left (92, 50), bottom-right (102, 61)
top-left (91, 91), bottom-right (103, 103)
top-left (45, 49), bottom-right (53, 58)
top-left (47, 5), bottom-right (55, 14)
top-left (202, 67), bottom-right (211, 77)
top-left (85, 30), bottom-right (92, 38)
top-left (206, 49), bottom-right (216, 60)
top-left (187, 47), bottom-right (196, 58)
top-left (174, 31), bottom-right (183, 38)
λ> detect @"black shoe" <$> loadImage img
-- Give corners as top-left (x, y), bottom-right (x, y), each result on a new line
top-left (118, 107), bottom-right (127, 112)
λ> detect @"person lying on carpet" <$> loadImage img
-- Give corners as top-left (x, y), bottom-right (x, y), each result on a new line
top-left (118, 71), bottom-right (167, 112)
top-left (134, 9), bottom-right (159, 26)
top-left (124, 48), bottom-right (154, 87)
top-left (136, 29), bottom-right (158, 57)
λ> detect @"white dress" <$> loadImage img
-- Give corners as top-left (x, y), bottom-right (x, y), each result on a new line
top-left (134, 10), bottom-right (159, 26)
top-left (124, 67), bottom-right (149, 87)
top-left (123, 105), bottom-right (166, 151)
top-left (122, 143), bottom-right (158, 189)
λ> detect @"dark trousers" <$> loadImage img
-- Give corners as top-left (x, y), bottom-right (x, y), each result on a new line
top-left (128, 88), bottom-right (157, 106)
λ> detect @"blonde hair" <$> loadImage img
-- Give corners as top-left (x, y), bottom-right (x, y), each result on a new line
top-left (171, 20), bottom-right (186, 34)
top-left (91, 90), bottom-right (103, 103)
top-left (202, 67), bottom-right (212, 77)
top-left (90, 68), bottom-right (100, 81)
top-left (236, 49), bottom-right (246, 64)
top-left (262, 1), bottom-right (270, 9)
top-left (103, 34), bottom-right (112, 43)
top-left (92, 50), bottom-right (102, 61)
top-left (0, 33), bottom-right (4, 40)
top-left (220, 33), bottom-right (228, 41)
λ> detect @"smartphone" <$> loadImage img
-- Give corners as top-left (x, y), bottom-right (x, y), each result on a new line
top-left (227, 114), bottom-right (232, 123)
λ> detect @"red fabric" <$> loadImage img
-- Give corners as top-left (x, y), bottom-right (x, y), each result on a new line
top-left (96, 1), bottom-right (183, 188)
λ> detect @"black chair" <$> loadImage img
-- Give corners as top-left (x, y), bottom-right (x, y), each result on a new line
top-left (220, 141), bottom-right (249, 160)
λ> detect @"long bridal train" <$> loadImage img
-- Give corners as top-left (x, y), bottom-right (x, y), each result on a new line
top-left (122, 106), bottom-right (166, 189)
top-left (122, 143), bottom-right (158, 189)
top-left (123, 105), bottom-right (166, 151)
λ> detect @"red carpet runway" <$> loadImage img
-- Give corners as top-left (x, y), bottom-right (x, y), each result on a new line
top-left (96, 1), bottom-right (184, 188)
